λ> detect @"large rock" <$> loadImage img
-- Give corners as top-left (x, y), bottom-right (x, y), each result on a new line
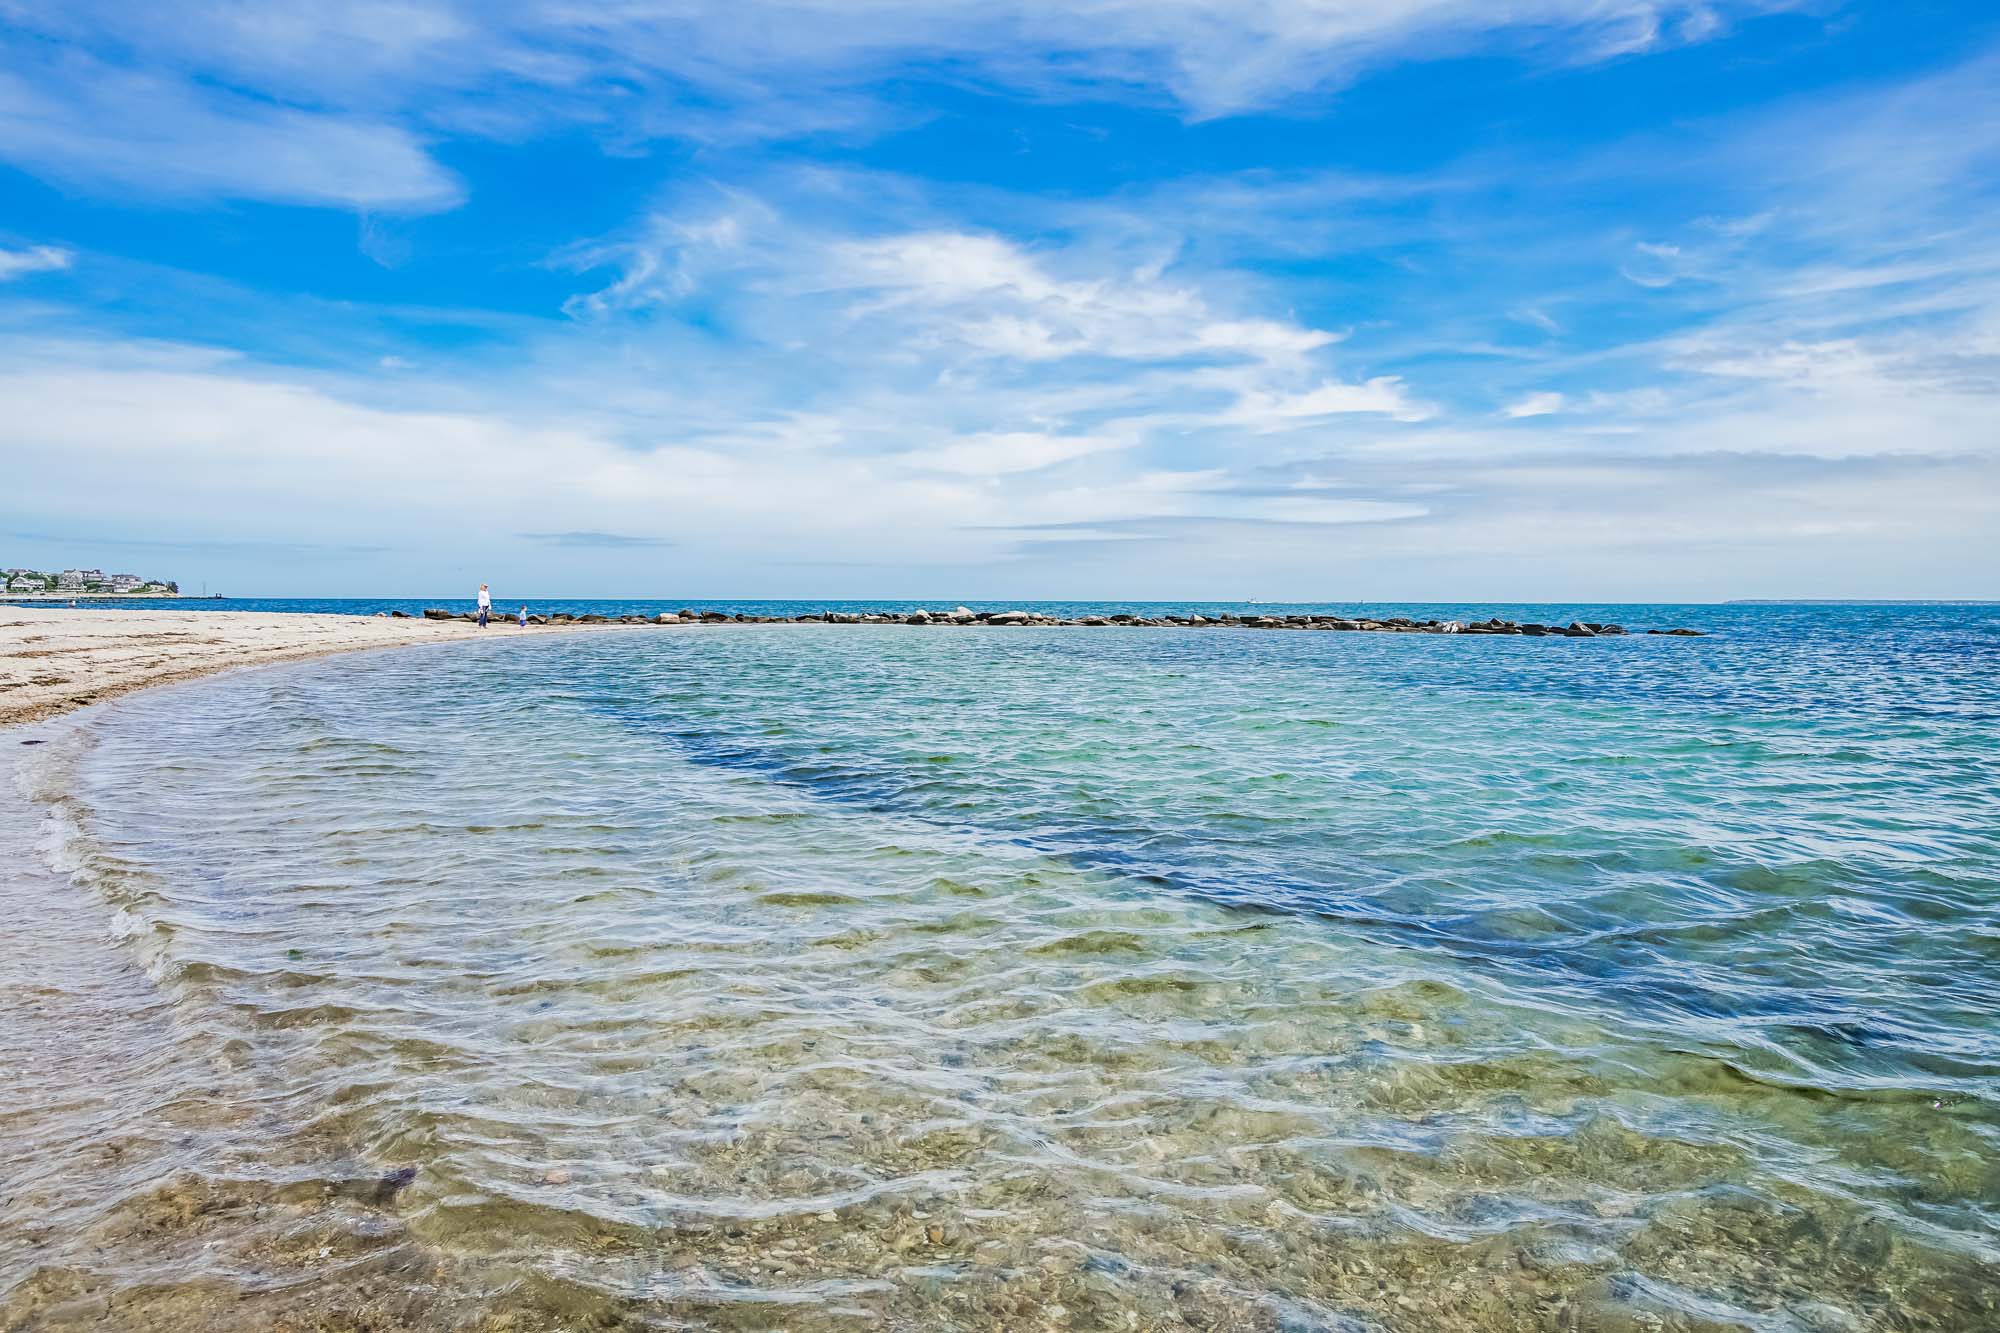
top-left (654, 613), bottom-right (681, 624)
top-left (988, 610), bottom-right (1031, 624)
top-left (421, 607), bottom-right (453, 620)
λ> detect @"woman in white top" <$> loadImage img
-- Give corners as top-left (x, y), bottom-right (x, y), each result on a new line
top-left (477, 583), bottom-right (490, 627)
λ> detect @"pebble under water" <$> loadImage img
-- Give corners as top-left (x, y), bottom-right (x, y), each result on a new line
top-left (3, 606), bottom-right (1997, 1331)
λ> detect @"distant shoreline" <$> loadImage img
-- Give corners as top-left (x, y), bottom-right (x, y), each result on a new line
top-left (15, 595), bottom-right (1994, 608)
top-left (0, 592), bottom-right (193, 603)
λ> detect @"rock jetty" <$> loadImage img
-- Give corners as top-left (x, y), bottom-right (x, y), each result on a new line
top-left (420, 607), bottom-right (1704, 636)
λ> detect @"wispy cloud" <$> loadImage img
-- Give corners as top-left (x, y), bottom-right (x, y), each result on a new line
top-left (0, 244), bottom-right (72, 281)
top-left (895, 431), bottom-right (1135, 477)
top-left (550, 183), bottom-right (1422, 491)
top-left (0, 54), bottom-right (462, 211)
top-left (0, 2), bottom-right (1795, 212)
top-left (1503, 391), bottom-right (1565, 418)
top-left (0, 8), bottom-right (1994, 598)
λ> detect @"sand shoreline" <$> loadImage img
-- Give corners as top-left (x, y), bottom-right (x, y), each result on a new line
top-left (0, 608), bottom-right (603, 730)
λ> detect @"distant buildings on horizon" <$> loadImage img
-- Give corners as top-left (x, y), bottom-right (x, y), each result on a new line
top-left (3, 566), bottom-right (178, 595)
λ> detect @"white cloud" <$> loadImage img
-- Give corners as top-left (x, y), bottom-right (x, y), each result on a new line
top-left (0, 1), bottom-right (1796, 213)
top-left (1512, 306), bottom-right (1562, 335)
top-left (0, 340), bottom-right (981, 565)
top-left (5, 315), bottom-right (1994, 599)
top-left (535, 193), bottom-right (1472, 545)
top-left (0, 56), bottom-right (461, 212)
top-left (1239, 495), bottom-right (1428, 524)
top-left (830, 230), bottom-right (1336, 367)
top-left (0, 245), bottom-right (71, 281)
top-left (1503, 391), bottom-right (1564, 417)
top-left (3, 16), bottom-right (1995, 598)
top-left (1621, 240), bottom-right (1696, 288)
top-left (12, 3), bottom-right (1800, 115)
top-left (896, 430), bottom-right (1134, 476)
top-left (1224, 377), bottom-right (1432, 428)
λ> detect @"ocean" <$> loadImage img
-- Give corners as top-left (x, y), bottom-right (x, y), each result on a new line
top-left (3, 603), bottom-right (1996, 1330)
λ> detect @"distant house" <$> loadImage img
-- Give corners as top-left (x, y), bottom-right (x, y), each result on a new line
top-left (6, 577), bottom-right (39, 593)
top-left (55, 572), bottom-right (85, 590)
top-left (108, 574), bottom-right (144, 592)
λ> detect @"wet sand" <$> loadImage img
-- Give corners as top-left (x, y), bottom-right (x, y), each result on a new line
top-left (0, 607), bottom-right (563, 728)
top-left (0, 614), bottom-right (569, 1330)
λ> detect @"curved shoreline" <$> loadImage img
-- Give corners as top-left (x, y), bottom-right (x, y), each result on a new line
top-left (0, 608), bottom-right (618, 731)
top-left (3, 604), bottom-right (1707, 732)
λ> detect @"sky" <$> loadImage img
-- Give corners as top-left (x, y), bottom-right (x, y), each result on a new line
top-left (1, 1), bottom-right (1997, 601)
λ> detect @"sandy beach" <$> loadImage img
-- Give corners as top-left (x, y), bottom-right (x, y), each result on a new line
top-left (0, 607), bottom-right (552, 729)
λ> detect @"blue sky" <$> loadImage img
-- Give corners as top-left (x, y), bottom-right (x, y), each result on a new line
top-left (2, 1), bottom-right (1996, 599)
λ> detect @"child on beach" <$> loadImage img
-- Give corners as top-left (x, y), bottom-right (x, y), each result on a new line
top-left (518, 605), bottom-right (528, 628)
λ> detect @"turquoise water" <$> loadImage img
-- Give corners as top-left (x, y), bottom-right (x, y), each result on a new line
top-left (5, 606), bottom-right (1998, 1330)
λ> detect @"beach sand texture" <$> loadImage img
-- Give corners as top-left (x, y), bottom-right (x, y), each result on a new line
top-left (0, 608), bottom-right (538, 727)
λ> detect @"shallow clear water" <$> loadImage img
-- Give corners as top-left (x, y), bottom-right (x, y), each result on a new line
top-left (5, 608), bottom-right (1998, 1331)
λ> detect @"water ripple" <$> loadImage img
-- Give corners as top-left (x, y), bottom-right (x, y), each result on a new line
top-left (4, 608), bottom-right (1997, 1330)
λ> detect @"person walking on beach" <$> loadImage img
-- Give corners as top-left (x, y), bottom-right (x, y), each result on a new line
top-left (518, 604), bottom-right (528, 628)
top-left (477, 583), bottom-right (491, 628)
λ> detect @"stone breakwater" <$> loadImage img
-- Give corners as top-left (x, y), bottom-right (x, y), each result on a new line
top-left (419, 606), bottom-right (1705, 636)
